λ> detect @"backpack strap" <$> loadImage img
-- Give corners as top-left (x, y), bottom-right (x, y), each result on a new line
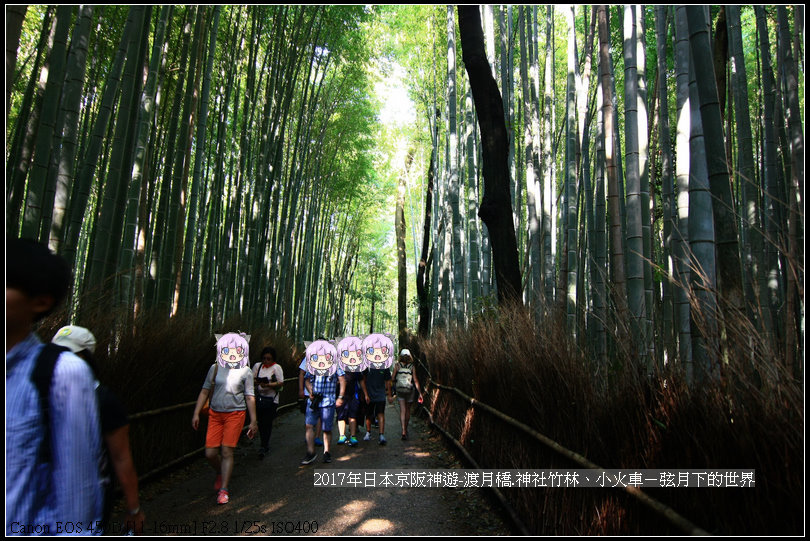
top-left (31, 343), bottom-right (71, 463)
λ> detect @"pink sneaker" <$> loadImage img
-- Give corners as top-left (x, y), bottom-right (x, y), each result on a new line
top-left (214, 474), bottom-right (222, 491)
top-left (217, 489), bottom-right (229, 505)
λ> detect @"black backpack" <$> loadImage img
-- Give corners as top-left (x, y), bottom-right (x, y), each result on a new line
top-left (30, 344), bottom-right (72, 462)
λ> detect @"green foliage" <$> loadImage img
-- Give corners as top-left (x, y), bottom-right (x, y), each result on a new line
top-left (8, 5), bottom-right (802, 362)
top-left (7, 5), bottom-right (47, 125)
top-left (375, 5), bottom-right (447, 129)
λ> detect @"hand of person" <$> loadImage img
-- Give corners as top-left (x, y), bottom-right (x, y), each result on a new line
top-left (192, 413), bottom-right (200, 431)
top-left (247, 421), bottom-right (258, 439)
top-left (336, 397), bottom-right (344, 408)
top-left (387, 395), bottom-right (394, 405)
top-left (364, 394), bottom-right (370, 404)
top-left (126, 508), bottom-right (145, 535)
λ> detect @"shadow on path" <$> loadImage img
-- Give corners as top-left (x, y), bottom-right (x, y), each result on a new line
top-left (126, 401), bottom-right (511, 536)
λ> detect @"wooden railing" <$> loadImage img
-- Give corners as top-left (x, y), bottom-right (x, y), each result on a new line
top-left (416, 358), bottom-right (709, 536)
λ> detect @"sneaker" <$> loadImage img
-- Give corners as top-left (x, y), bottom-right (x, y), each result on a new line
top-left (379, 435), bottom-right (387, 446)
top-left (337, 435), bottom-right (347, 444)
top-left (214, 474), bottom-right (222, 491)
top-left (363, 432), bottom-right (371, 441)
top-left (401, 433), bottom-right (407, 441)
top-left (314, 437), bottom-right (324, 446)
top-left (217, 489), bottom-right (229, 505)
top-left (348, 436), bottom-right (359, 446)
top-left (300, 453), bottom-right (317, 466)
top-left (323, 452), bottom-right (332, 463)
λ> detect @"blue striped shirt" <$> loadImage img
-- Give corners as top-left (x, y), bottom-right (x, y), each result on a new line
top-left (6, 333), bottom-right (104, 536)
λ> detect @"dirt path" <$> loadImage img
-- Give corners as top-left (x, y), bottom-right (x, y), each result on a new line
top-left (122, 401), bottom-right (511, 536)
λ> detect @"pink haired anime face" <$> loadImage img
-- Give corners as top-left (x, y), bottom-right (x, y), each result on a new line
top-left (217, 332), bottom-right (250, 368)
top-left (362, 333), bottom-right (393, 369)
top-left (306, 340), bottom-right (338, 377)
top-left (337, 336), bottom-right (366, 372)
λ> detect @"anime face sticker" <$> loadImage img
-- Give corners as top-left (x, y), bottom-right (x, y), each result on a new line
top-left (216, 332), bottom-right (250, 369)
top-left (337, 336), bottom-right (367, 372)
top-left (362, 333), bottom-right (394, 370)
top-left (305, 340), bottom-right (338, 377)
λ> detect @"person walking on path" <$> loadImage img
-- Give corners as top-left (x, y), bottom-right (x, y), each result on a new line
top-left (364, 366), bottom-right (393, 445)
top-left (336, 369), bottom-right (370, 446)
top-left (6, 238), bottom-right (104, 536)
top-left (392, 349), bottom-right (423, 440)
top-left (52, 326), bottom-right (145, 533)
top-left (192, 332), bottom-right (258, 505)
top-left (361, 334), bottom-right (394, 445)
top-left (252, 346), bottom-right (284, 459)
top-left (301, 340), bottom-right (346, 465)
top-left (336, 336), bottom-right (370, 447)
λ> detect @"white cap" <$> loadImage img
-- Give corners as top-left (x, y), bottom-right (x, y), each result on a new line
top-left (400, 349), bottom-right (412, 357)
top-left (52, 325), bottom-right (97, 354)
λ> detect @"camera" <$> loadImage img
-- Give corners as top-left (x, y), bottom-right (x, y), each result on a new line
top-left (270, 374), bottom-right (278, 383)
top-left (309, 393), bottom-right (324, 411)
top-left (257, 376), bottom-right (270, 384)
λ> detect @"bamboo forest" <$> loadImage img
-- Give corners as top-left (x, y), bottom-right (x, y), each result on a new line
top-left (5, 5), bottom-right (804, 535)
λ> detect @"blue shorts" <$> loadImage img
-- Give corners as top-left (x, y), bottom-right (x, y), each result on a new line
top-left (306, 403), bottom-right (335, 432)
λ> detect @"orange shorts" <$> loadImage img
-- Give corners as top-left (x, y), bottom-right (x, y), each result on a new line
top-left (205, 410), bottom-right (246, 448)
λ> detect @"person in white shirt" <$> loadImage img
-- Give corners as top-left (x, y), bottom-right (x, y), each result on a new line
top-left (252, 346), bottom-right (284, 459)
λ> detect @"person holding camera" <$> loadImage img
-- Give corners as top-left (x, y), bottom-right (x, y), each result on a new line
top-left (300, 342), bottom-right (346, 465)
top-left (252, 346), bottom-right (284, 459)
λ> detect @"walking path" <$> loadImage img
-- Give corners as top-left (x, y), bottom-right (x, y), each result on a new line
top-left (125, 401), bottom-right (511, 536)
